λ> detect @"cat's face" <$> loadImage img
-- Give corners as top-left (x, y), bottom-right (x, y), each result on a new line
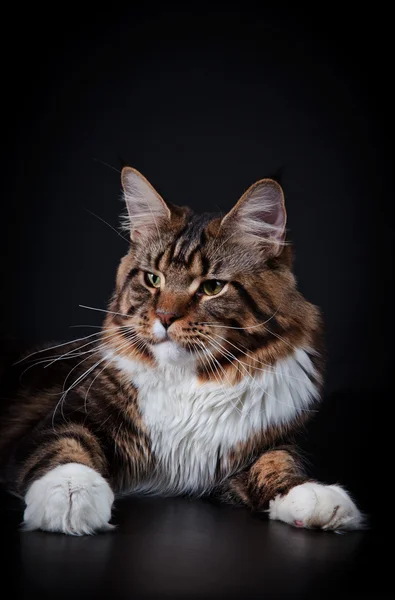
top-left (104, 168), bottom-right (318, 380)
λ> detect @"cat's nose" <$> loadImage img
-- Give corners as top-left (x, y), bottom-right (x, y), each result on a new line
top-left (156, 310), bottom-right (181, 329)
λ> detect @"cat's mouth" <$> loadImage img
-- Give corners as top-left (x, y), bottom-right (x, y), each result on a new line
top-left (150, 332), bottom-right (184, 348)
top-left (149, 318), bottom-right (198, 355)
top-left (153, 335), bottom-right (170, 344)
top-left (151, 318), bottom-right (179, 345)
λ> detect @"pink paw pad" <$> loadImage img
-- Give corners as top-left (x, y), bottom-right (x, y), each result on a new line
top-left (294, 520), bottom-right (304, 527)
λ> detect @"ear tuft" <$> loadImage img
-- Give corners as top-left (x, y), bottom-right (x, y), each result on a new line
top-left (221, 179), bottom-right (287, 255)
top-left (121, 167), bottom-right (170, 240)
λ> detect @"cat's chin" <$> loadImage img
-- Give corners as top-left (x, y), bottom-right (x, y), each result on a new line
top-left (150, 340), bottom-right (196, 367)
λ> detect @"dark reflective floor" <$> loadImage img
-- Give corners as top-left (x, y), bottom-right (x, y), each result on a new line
top-left (1, 490), bottom-right (390, 599)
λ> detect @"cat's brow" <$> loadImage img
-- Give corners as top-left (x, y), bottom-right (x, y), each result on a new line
top-left (153, 244), bottom-right (210, 278)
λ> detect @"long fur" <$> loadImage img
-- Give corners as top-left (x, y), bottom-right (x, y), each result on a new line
top-left (0, 167), bottom-right (362, 534)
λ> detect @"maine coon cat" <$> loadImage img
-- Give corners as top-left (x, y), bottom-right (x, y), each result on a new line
top-left (0, 167), bottom-right (362, 534)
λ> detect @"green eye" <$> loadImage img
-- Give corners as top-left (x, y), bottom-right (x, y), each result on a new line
top-left (201, 280), bottom-right (225, 296)
top-left (145, 272), bottom-right (161, 288)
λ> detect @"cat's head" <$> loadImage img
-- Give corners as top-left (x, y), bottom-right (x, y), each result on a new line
top-left (103, 167), bottom-right (320, 379)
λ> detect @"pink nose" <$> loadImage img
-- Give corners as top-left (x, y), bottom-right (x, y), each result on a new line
top-left (156, 311), bottom-right (180, 329)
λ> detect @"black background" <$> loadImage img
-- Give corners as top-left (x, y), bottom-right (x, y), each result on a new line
top-left (1, 3), bottom-right (393, 597)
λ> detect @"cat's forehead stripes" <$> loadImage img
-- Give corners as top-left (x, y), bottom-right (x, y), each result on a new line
top-left (154, 213), bottom-right (214, 277)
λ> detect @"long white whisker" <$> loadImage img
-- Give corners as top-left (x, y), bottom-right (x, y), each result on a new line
top-left (84, 362), bottom-right (110, 414)
top-left (201, 332), bottom-right (316, 415)
top-left (208, 332), bottom-right (307, 383)
top-left (92, 157), bottom-right (121, 173)
top-left (51, 355), bottom-right (105, 429)
top-left (196, 340), bottom-right (225, 391)
top-left (22, 327), bottom-right (134, 374)
top-left (19, 327), bottom-right (136, 377)
top-left (43, 332), bottom-right (141, 396)
top-left (43, 329), bottom-right (128, 369)
top-left (52, 334), bottom-right (141, 428)
top-left (83, 332), bottom-right (143, 414)
top-left (70, 324), bottom-right (113, 329)
top-left (18, 333), bottom-right (124, 384)
top-left (197, 294), bottom-right (285, 330)
top-left (196, 339), bottom-right (242, 416)
top-left (79, 304), bottom-right (131, 318)
top-left (13, 330), bottom-right (105, 365)
top-left (197, 339), bottom-right (229, 384)
top-left (18, 350), bottom-right (104, 385)
top-left (85, 208), bottom-right (130, 243)
top-left (264, 326), bottom-right (298, 353)
top-left (197, 340), bottom-right (221, 384)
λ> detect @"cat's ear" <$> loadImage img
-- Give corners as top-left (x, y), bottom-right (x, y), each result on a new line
top-left (220, 179), bottom-right (287, 255)
top-left (121, 167), bottom-right (171, 240)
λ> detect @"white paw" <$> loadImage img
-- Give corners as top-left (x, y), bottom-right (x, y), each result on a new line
top-left (23, 463), bottom-right (115, 535)
top-left (269, 482), bottom-right (363, 531)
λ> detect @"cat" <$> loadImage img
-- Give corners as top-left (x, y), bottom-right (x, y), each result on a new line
top-left (0, 167), bottom-right (362, 534)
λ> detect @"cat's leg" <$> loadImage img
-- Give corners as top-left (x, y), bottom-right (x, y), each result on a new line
top-left (221, 448), bottom-right (363, 531)
top-left (16, 424), bottom-right (114, 535)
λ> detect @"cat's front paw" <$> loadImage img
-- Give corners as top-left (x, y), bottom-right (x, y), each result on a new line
top-left (269, 482), bottom-right (363, 531)
top-left (23, 463), bottom-right (115, 535)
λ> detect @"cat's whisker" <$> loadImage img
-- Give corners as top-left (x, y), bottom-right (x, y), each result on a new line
top-left (202, 335), bottom-right (279, 417)
top-left (42, 332), bottom-right (141, 397)
top-left (43, 329), bottom-right (129, 369)
top-left (61, 348), bottom-right (117, 424)
top-left (210, 332), bottom-right (279, 371)
top-left (22, 326), bottom-right (135, 371)
top-left (196, 319), bottom-right (271, 330)
top-left (52, 334), bottom-right (142, 428)
top-left (201, 333), bottom-right (256, 388)
top-left (18, 326), bottom-right (133, 376)
top-left (196, 340), bottom-right (220, 384)
top-left (196, 339), bottom-right (219, 379)
top-left (79, 304), bottom-right (131, 319)
top-left (52, 355), bottom-right (106, 429)
top-left (92, 157), bottom-right (121, 174)
top-left (62, 352), bottom-right (103, 398)
top-left (13, 330), bottom-right (106, 365)
top-left (19, 328), bottom-right (133, 373)
top-left (197, 295), bottom-right (285, 331)
top-left (196, 339), bottom-right (243, 416)
top-left (201, 332), bottom-right (317, 415)
top-left (18, 333), bottom-right (121, 383)
top-left (85, 208), bottom-right (130, 244)
top-left (196, 340), bottom-right (223, 388)
top-left (207, 332), bottom-right (308, 384)
top-left (264, 327), bottom-right (299, 353)
top-left (198, 339), bottom-right (227, 383)
top-left (18, 350), bottom-right (103, 386)
top-left (83, 333), bottom-right (142, 414)
top-left (70, 325), bottom-right (102, 329)
top-left (69, 324), bottom-right (127, 330)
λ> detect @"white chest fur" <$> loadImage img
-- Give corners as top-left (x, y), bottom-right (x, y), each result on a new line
top-left (105, 346), bottom-right (319, 495)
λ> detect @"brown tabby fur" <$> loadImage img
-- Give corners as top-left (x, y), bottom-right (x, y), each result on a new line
top-left (0, 168), bottom-right (323, 519)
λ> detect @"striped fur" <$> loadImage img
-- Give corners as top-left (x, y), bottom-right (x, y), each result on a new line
top-left (0, 168), bottom-right (362, 533)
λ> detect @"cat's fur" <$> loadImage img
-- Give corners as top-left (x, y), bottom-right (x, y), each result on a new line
top-left (0, 168), bottom-right (362, 534)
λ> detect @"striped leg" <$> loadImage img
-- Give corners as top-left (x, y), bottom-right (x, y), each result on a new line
top-left (222, 448), bottom-right (363, 531)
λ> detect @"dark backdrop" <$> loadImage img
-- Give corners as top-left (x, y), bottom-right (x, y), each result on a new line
top-left (1, 4), bottom-right (393, 526)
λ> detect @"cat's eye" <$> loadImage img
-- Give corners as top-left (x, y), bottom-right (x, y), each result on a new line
top-left (145, 272), bottom-right (161, 288)
top-left (200, 280), bottom-right (225, 296)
